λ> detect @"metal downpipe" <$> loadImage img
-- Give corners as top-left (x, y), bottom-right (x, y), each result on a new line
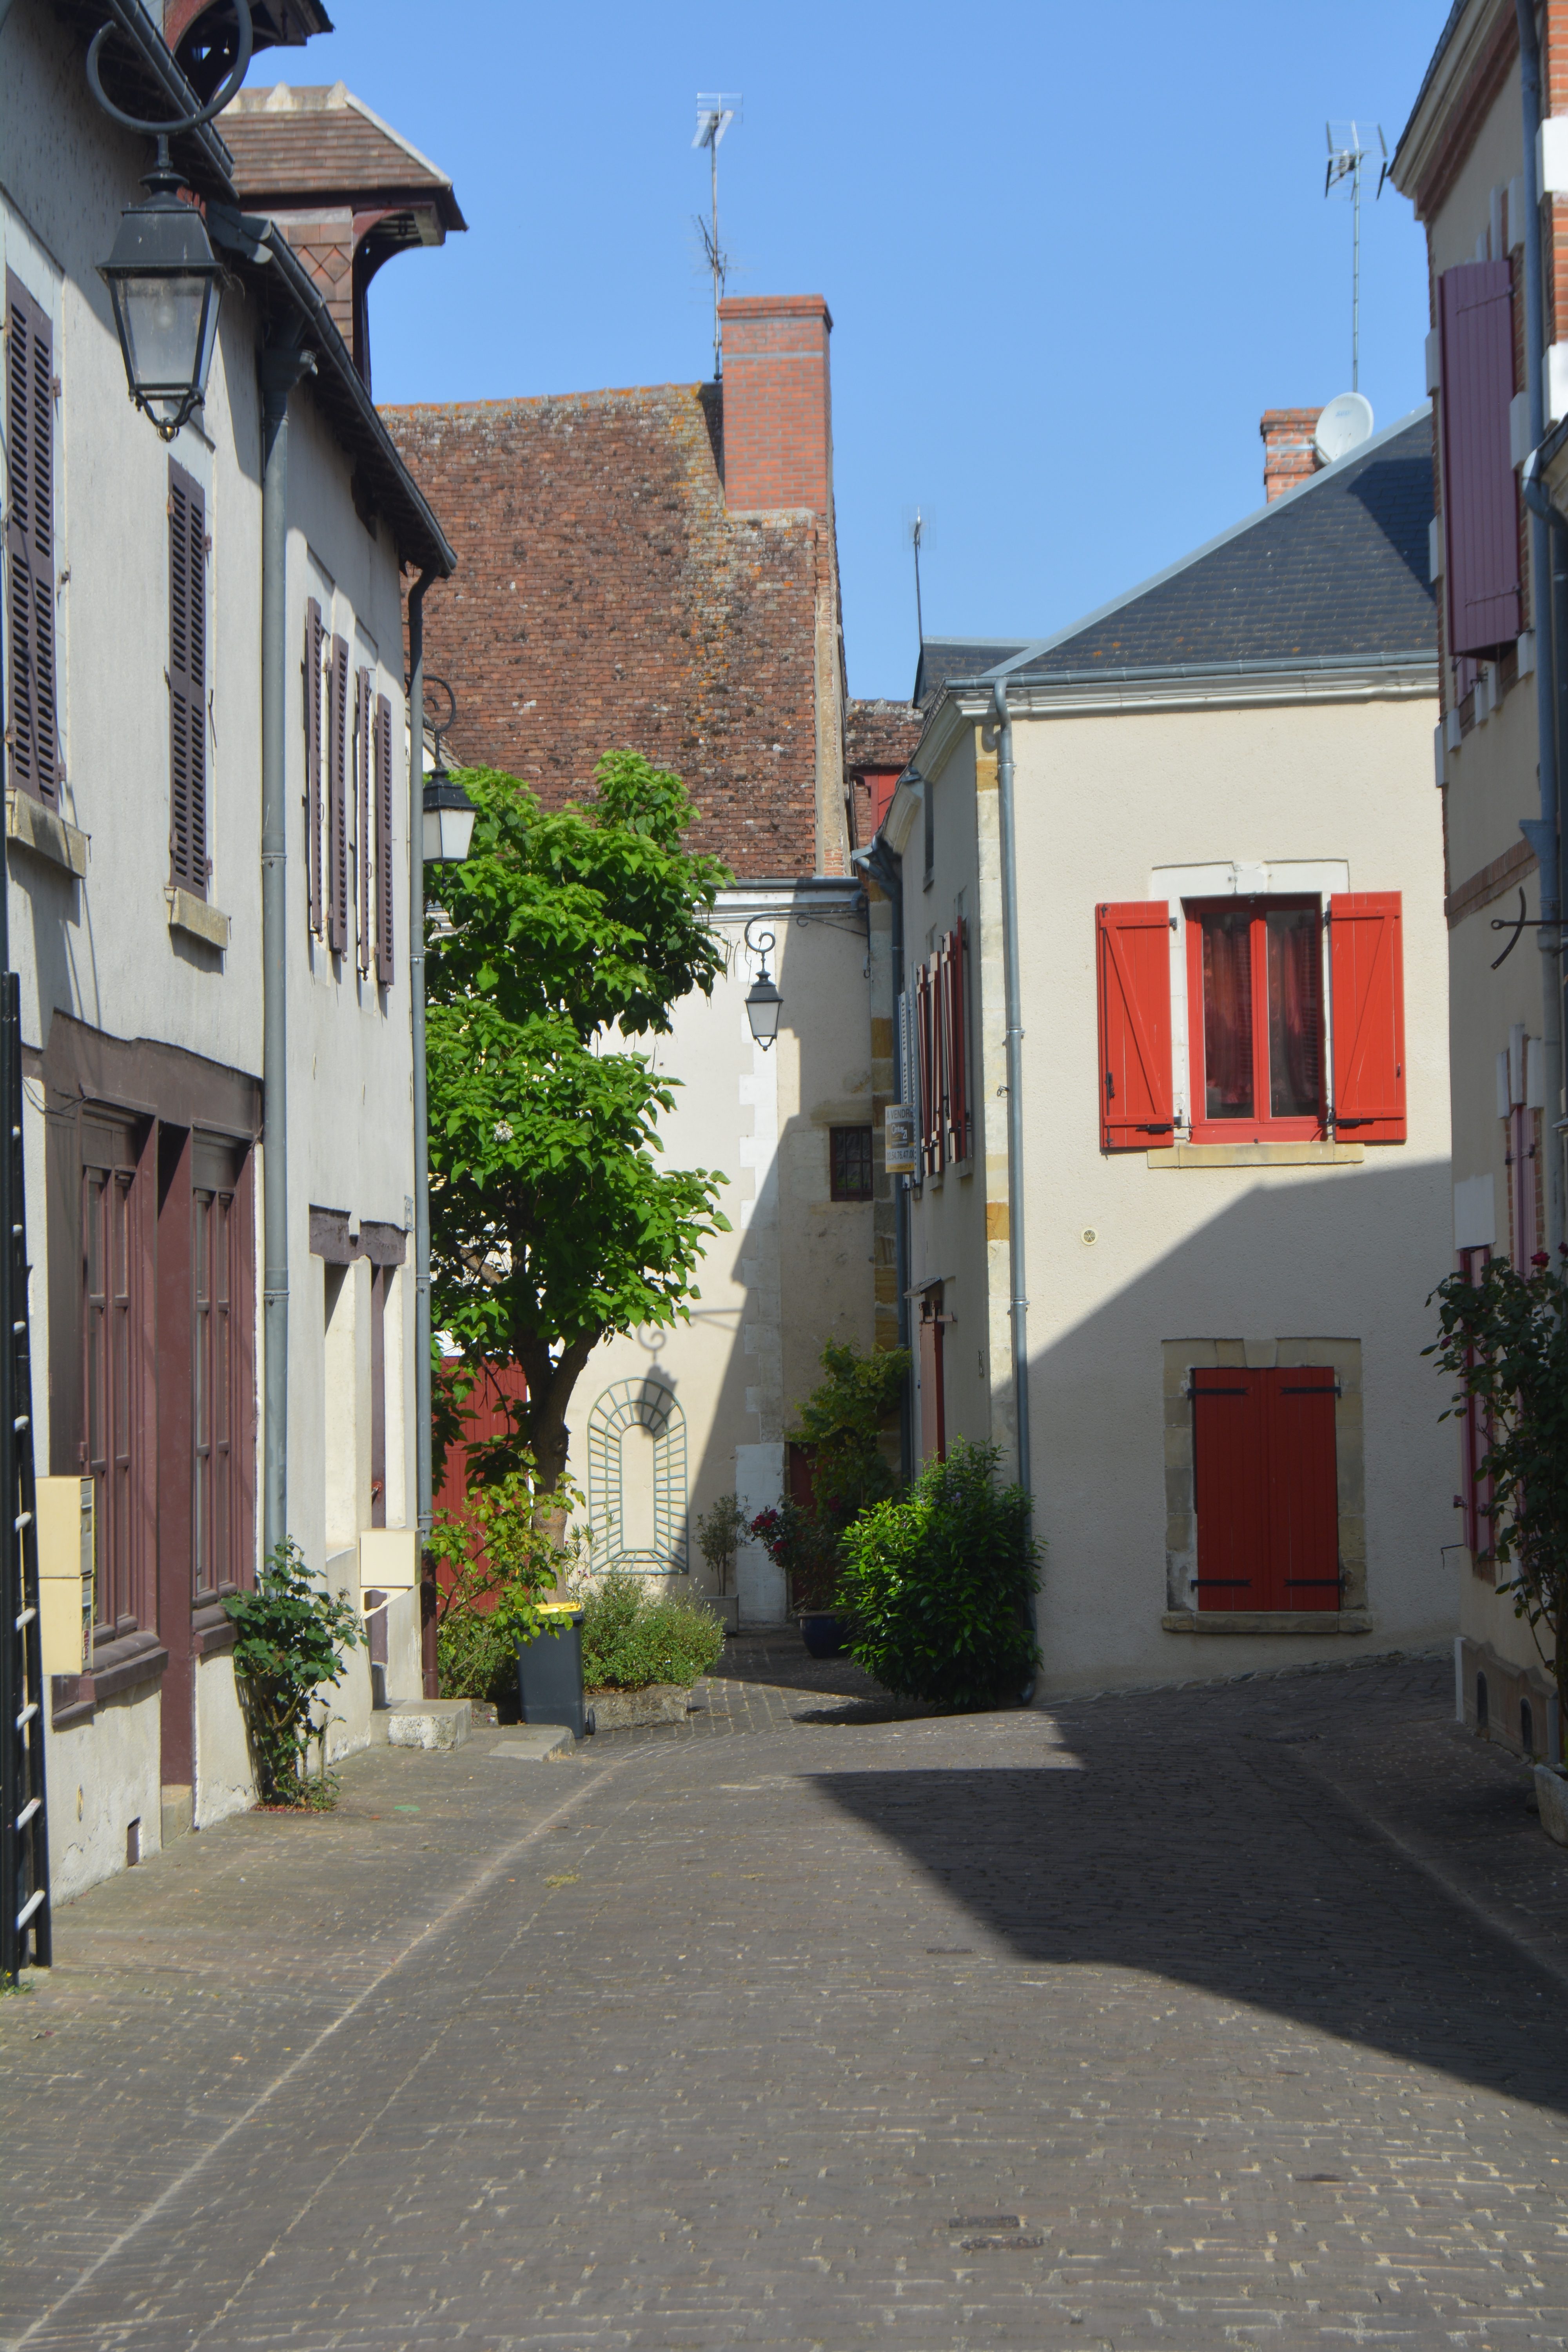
top-left (992, 681), bottom-right (1033, 1518)
top-left (259, 342), bottom-right (310, 1557)
top-left (407, 573), bottom-right (439, 1694)
top-left (1516, 0), bottom-right (1565, 1253)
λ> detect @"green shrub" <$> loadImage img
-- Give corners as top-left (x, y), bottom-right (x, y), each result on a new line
top-left (436, 1604), bottom-right (520, 1710)
top-left (838, 1438), bottom-right (1040, 1709)
top-left (224, 1541), bottom-right (367, 1805)
top-left (579, 1571), bottom-right (724, 1690)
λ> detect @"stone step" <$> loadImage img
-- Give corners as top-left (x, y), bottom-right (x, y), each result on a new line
top-left (380, 1697), bottom-right (472, 1751)
top-left (487, 1726), bottom-right (575, 1762)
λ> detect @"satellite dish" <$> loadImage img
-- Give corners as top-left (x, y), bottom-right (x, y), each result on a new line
top-left (1314, 391), bottom-right (1375, 465)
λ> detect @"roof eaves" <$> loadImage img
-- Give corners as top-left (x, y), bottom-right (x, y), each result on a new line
top-left (341, 88), bottom-right (456, 194)
top-left (953, 404), bottom-right (1433, 688)
top-left (1392, 0), bottom-right (1469, 176)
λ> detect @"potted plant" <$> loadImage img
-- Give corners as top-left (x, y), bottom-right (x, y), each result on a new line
top-left (748, 1499), bottom-right (847, 1653)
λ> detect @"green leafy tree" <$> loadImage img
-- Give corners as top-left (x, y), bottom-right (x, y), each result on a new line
top-left (1428, 1249), bottom-right (1568, 1751)
top-left (427, 753), bottom-right (731, 1511)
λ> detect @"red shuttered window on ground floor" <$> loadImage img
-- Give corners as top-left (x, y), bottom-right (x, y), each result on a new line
top-left (1191, 1367), bottom-right (1340, 1612)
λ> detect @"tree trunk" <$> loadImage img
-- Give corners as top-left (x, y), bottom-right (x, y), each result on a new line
top-left (518, 1328), bottom-right (599, 1549)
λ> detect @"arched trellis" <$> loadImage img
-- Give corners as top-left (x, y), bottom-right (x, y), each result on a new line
top-left (586, 1379), bottom-right (688, 1574)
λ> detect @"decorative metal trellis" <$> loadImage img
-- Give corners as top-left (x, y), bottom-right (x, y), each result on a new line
top-left (586, 1378), bottom-right (688, 1575)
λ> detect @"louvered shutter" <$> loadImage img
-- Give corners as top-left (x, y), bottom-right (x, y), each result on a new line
top-left (1268, 1372), bottom-right (1340, 1611)
top-left (1095, 902), bottom-right (1174, 1149)
top-left (1329, 892), bottom-right (1406, 1143)
top-left (356, 666), bottom-right (372, 973)
top-left (167, 461), bottom-right (207, 894)
top-left (375, 691), bottom-right (394, 985)
top-left (1439, 261), bottom-right (1521, 657)
top-left (305, 599), bottom-right (323, 934)
top-left (915, 956), bottom-right (938, 1176)
top-left (941, 925), bottom-right (969, 1165)
top-left (328, 633), bottom-right (349, 952)
top-left (1191, 1370), bottom-right (1267, 1610)
top-left (4, 272), bottom-right (58, 806)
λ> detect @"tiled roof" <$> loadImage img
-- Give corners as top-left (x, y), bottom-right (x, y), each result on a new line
top-left (846, 699), bottom-right (923, 771)
top-left (221, 83), bottom-right (466, 230)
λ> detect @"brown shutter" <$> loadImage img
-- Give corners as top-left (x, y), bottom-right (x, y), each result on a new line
top-left (4, 271), bottom-right (58, 807)
top-left (375, 693), bottom-right (395, 984)
top-left (328, 633), bottom-right (349, 952)
top-left (356, 666), bottom-right (373, 973)
top-left (167, 461), bottom-right (207, 895)
top-left (305, 598), bottom-right (323, 934)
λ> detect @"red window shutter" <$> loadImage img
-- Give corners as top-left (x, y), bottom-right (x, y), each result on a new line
top-left (1439, 260), bottom-right (1521, 657)
top-left (305, 599), bottom-right (323, 935)
top-left (5, 271), bottom-right (58, 806)
top-left (1329, 892), bottom-right (1406, 1143)
top-left (375, 692), bottom-right (395, 985)
top-left (915, 957), bottom-right (936, 1176)
top-left (1095, 901), bottom-right (1174, 1149)
top-left (942, 925), bottom-right (969, 1164)
top-left (328, 633), bottom-right (349, 952)
top-left (167, 461), bottom-right (207, 895)
top-left (1192, 1371), bottom-right (1268, 1609)
top-left (356, 667), bottom-right (373, 973)
top-left (1267, 1372), bottom-right (1340, 1610)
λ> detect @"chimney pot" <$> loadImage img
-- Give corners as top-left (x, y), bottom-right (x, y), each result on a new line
top-left (1260, 408), bottom-right (1325, 503)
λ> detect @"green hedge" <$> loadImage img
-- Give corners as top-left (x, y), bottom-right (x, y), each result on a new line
top-left (580, 1572), bottom-right (724, 1690)
top-left (838, 1439), bottom-right (1040, 1709)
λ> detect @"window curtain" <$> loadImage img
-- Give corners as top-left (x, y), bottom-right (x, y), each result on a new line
top-left (1266, 910), bottom-right (1321, 1118)
top-left (1201, 912), bottom-right (1253, 1118)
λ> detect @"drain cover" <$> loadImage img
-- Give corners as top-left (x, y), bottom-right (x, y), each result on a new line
top-left (958, 2232), bottom-right (1044, 2252)
top-left (949, 2214), bottom-right (1020, 2230)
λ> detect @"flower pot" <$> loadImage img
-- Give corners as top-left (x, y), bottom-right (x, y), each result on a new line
top-left (799, 1612), bottom-right (847, 1659)
top-left (516, 1604), bottom-right (593, 1740)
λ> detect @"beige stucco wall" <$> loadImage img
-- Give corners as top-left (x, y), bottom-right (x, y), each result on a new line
top-left (903, 686), bottom-right (1454, 1696)
top-left (568, 884), bottom-right (874, 1625)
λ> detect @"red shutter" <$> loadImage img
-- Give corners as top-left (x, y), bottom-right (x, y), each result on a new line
top-left (375, 692), bottom-right (395, 985)
top-left (915, 956), bottom-right (937, 1177)
top-left (1192, 1371), bottom-right (1267, 1609)
top-left (1330, 892), bottom-right (1405, 1143)
top-left (941, 924), bottom-right (969, 1164)
top-left (328, 633), bottom-right (349, 952)
top-left (167, 461), bottom-right (207, 895)
top-left (356, 666), bottom-right (373, 973)
top-left (1439, 260), bottom-right (1521, 657)
top-left (1095, 901), bottom-right (1174, 1149)
top-left (305, 599), bottom-right (323, 935)
top-left (1268, 1372), bottom-right (1340, 1610)
top-left (4, 271), bottom-right (58, 806)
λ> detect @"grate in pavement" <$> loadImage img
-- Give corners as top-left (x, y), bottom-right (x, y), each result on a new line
top-left (949, 2214), bottom-right (1020, 2230)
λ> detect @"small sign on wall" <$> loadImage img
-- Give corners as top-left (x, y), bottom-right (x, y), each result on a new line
top-left (884, 1105), bottom-right (916, 1177)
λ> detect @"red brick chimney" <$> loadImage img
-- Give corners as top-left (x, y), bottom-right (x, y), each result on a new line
top-left (717, 294), bottom-right (833, 514)
top-left (1260, 409), bottom-right (1324, 502)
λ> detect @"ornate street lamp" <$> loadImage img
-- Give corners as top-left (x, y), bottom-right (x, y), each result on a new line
top-left (743, 919), bottom-right (781, 1050)
top-left (420, 679), bottom-right (476, 866)
top-left (86, 2), bottom-right (254, 440)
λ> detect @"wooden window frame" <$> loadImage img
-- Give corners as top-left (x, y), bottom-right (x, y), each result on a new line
top-left (913, 923), bottom-right (970, 1178)
top-left (82, 1116), bottom-right (155, 1637)
top-left (829, 1124), bottom-right (873, 1202)
top-left (1184, 895), bottom-right (1326, 1145)
top-left (191, 1141), bottom-right (254, 1602)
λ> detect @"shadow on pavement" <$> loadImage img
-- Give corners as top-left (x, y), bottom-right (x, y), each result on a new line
top-left (810, 1704), bottom-right (1568, 2117)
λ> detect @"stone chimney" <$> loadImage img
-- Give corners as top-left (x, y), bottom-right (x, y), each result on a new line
top-left (1260, 409), bottom-right (1324, 502)
top-left (717, 295), bottom-right (834, 514)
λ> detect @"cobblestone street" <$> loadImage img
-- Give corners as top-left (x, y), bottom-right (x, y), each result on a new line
top-left (7, 1647), bottom-right (1568, 2350)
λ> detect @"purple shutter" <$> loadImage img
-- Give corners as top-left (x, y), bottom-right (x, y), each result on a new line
top-left (5, 271), bottom-right (58, 806)
top-left (1439, 260), bottom-right (1522, 657)
top-left (305, 599), bottom-right (323, 935)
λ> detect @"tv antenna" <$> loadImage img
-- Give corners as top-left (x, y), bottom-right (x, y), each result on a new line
top-left (693, 92), bottom-right (741, 381)
top-left (911, 508), bottom-right (926, 646)
top-left (1325, 121), bottom-right (1388, 392)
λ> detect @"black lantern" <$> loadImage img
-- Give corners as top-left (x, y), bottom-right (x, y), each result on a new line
top-left (420, 679), bottom-right (476, 864)
top-left (85, 4), bottom-right (254, 441)
top-left (744, 921), bottom-right (781, 1050)
top-left (99, 149), bottom-right (225, 440)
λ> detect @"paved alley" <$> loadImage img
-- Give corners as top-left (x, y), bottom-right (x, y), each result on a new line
top-left (5, 1648), bottom-right (1568, 2350)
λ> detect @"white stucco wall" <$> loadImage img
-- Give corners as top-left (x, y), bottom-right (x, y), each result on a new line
top-left (900, 686), bottom-right (1454, 1697)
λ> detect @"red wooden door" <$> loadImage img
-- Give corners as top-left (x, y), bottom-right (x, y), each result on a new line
top-left (1192, 1368), bottom-right (1339, 1611)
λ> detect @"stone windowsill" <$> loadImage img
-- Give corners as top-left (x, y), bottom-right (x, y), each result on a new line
top-left (51, 1626), bottom-right (169, 1728)
top-left (1147, 1140), bottom-right (1366, 1170)
top-left (6, 788), bottom-right (88, 878)
top-left (1162, 1608), bottom-right (1372, 1636)
top-left (167, 887), bottom-right (230, 949)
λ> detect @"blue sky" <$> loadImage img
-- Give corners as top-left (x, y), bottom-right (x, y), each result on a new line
top-left (279, 0), bottom-right (1450, 702)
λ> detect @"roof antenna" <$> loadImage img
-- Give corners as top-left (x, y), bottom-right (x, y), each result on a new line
top-left (911, 508), bottom-right (926, 648)
top-left (1325, 121), bottom-right (1387, 392)
top-left (693, 93), bottom-right (741, 381)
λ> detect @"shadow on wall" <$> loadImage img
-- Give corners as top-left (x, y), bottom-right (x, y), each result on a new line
top-left (811, 1688), bottom-right (1568, 2116)
top-left (1004, 1157), bottom-right (1455, 1674)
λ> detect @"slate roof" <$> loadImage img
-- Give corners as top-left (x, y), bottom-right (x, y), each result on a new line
top-left (915, 410), bottom-right (1436, 704)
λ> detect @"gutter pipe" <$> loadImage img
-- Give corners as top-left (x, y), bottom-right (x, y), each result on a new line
top-left (407, 571), bottom-right (439, 1695)
top-left (1516, 0), bottom-right (1566, 1256)
top-left (258, 334), bottom-right (313, 1559)
top-left (860, 835), bottom-right (913, 1483)
top-left (992, 681), bottom-right (1033, 1523)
